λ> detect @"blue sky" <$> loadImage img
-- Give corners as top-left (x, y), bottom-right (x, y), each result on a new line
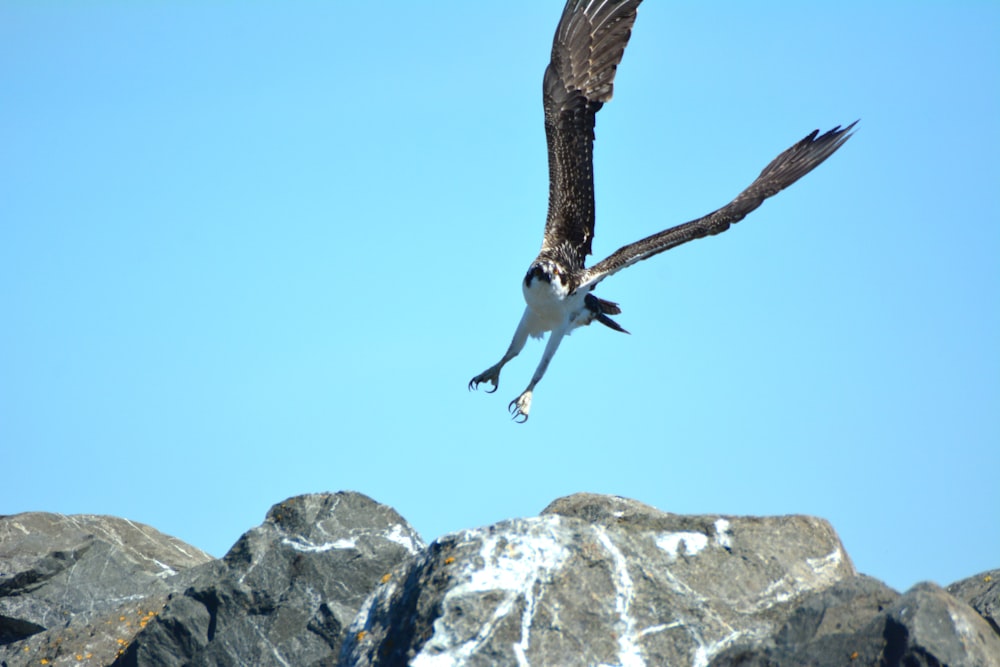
top-left (2, 2), bottom-right (997, 594)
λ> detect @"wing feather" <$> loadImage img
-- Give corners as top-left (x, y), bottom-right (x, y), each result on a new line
top-left (540, 0), bottom-right (642, 267)
top-left (579, 122), bottom-right (858, 289)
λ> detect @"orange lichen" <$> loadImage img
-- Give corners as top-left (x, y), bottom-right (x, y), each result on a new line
top-left (380, 573), bottom-right (392, 584)
top-left (444, 556), bottom-right (455, 565)
top-left (356, 630), bottom-right (367, 642)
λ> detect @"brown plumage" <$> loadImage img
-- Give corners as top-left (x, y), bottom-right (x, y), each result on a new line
top-left (469, 0), bottom-right (857, 422)
top-left (541, 0), bottom-right (642, 269)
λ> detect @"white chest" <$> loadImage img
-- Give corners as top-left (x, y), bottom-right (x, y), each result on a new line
top-left (522, 275), bottom-right (588, 335)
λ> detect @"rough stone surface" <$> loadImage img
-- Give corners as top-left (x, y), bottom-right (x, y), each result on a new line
top-left (948, 568), bottom-right (999, 634)
top-left (344, 494), bottom-right (857, 666)
top-left (0, 512), bottom-right (213, 666)
top-left (114, 491), bottom-right (424, 667)
top-left (711, 579), bottom-right (1000, 666)
top-left (877, 582), bottom-right (1000, 666)
top-left (2, 493), bottom-right (997, 666)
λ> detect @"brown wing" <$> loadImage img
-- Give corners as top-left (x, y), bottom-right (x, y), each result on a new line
top-left (540, 0), bottom-right (643, 268)
top-left (579, 122), bottom-right (858, 289)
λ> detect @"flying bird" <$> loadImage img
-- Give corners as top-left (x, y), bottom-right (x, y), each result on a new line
top-left (469, 0), bottom-right (856, 422)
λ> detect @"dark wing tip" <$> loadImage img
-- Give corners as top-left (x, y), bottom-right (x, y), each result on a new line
top-left (754, 119), bottom-right (859, 190)
top-left (545, 0), bottom-right (643, 109)
top-left (809, 119), bottom-right (859, 152)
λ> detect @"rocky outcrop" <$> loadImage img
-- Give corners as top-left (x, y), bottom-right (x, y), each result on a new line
top-left (948, 568), bottom-right (999, 634)
top-left (114, 492), bottom-right (423, 667)
top-left (0, 512), bottom-right (213, 666)
top-left (1, 492), bottom-right (997, 666)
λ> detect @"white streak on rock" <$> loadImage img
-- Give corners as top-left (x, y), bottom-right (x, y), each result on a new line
top-left (594, 526), bottom-right (646, 667)
top-left (151, 559), bottom-right (178, 577)
top-left (806, 548), bottom-right (843, 576)
top-left (249, 616), bottom-right (291, 667)
top-left (691, 629), bottom-right (745, 667)
top-left (950, 606), bottom-right (979, 645)
top-left (714, 519), bottom-right (732, 549)
top-left (384, 523), bottom-right (421, 554)
top-left (281, 537), bottom-right (356, 553)
top-left (638, 621), bottom-right (682, 637)
top-left (749, 547), bottom-right (846, 611)
top-left (655, 532), bottom-right (709, 560)
top-left (412, 516), bottom-right (570, 667)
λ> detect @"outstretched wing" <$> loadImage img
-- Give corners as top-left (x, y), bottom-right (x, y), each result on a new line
top-left (579, 122), bottom-right (858, 289)
top-left (540, 0), bottom-right (643, 268)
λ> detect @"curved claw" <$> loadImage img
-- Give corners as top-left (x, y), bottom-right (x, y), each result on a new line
top-left (508, 400), bottom-right (528, 424)
top-left (469, 366), bottom-right (502, 394)
top-left (508, 390), bottom-right (532, 424)
top-left (469, 377), bottom-right (498, 393)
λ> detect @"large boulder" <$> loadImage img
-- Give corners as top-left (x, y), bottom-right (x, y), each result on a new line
top-left (947, 568), bottom-right (999, 634)
top-left (0, 512), bottom-right (213, 666)
top-left (114, 491), bottom-right (424, 667)
top-left (712, 580), bottom-right (1000, 666)
top-left (343, 493), bottom-right (857, 666)
top-left (343, 493), bottom-right (1000, 666)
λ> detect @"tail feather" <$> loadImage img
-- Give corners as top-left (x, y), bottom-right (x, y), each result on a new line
top-left (597, 312), bottom-right (629, 334)
top-left (585, 293), bottom-right (629, 334)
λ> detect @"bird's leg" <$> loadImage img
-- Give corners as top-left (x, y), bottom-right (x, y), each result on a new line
top-left (509, 323), bottom-right (569, 423)
top-left (469, 309), bottom-right (532, 394)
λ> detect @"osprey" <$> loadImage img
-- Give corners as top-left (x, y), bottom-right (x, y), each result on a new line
top-left (469, 0), bottom-right (856, 422)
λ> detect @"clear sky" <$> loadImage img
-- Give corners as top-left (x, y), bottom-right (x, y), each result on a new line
top-left (2, 2), bottom-right (997, 595)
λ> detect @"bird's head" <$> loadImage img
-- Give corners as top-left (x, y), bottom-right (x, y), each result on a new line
top-left (524, 260), bottom-right (567, 288)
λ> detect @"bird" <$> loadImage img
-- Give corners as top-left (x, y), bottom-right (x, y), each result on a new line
top-left (469, 0), bottom-right (856, 422)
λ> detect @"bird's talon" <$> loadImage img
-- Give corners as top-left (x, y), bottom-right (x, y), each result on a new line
top-left (469, 368), bottom-right (501, 394)
top-left (508, 392), bottom-right (532, 423)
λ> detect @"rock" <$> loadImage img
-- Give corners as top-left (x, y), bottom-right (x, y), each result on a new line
top-left (876, 582), bottom-right (1000, 666)
top-left (686, 578), bottom-right (1000, 666)
top-left (3, 493), bottom-right (996, 666)
top-left (114, 491), bottom-right (424, 667)
top-left (343, 493), bottom-right (857, 666)
top-left (947, 568), bottom-right (999, 634)
top-left (706, 574), bottom-right (901, 664)
top-left (0, 512), bottom-right (213, 667)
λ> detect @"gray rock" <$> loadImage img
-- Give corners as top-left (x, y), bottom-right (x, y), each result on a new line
top-left (0, 512), bottom-right (213, 667)
top-left (115, 491), bottom-right (424, 667)
top-left (343, 493), bottom-right (856, 667)
top-left (947, 568), bottom-right (999, 634)
top-left (878, 582), bottom-right (1000, 667)
top-left (710, 580), bottom-right (1000, 667)
top-left (3, 493), bottom-right (995, 666)
top-left (707, 574), bottom-right (898, 666)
